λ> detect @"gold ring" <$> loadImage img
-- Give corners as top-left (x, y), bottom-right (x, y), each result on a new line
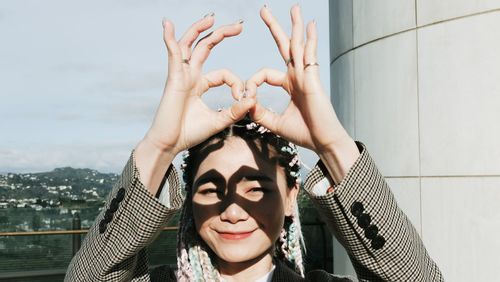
top-left (304, 62), bottom-right (319, 69)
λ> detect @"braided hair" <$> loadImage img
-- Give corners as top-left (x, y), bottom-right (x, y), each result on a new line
top-left (176, 115), bottom-right (305, 281)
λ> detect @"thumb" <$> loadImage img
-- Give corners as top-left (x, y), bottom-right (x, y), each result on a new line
top-left (217, 97), bottom-right (256, 128)
top-left (248, 101), bottom-right (280, 132)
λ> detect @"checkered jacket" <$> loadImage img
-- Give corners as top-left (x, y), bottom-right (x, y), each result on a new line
top-left (64, 141), bottom-right (444, 281)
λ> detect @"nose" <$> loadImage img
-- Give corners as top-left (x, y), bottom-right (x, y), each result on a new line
top-left (220, 203), bottom-right (249, 223)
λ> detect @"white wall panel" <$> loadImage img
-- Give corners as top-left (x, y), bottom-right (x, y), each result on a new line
top-left (417, 0), bottom-right (500, 26)
top-left (353, 0), bottom-right (415, 46)
top-left (354, 31), bottom-right (419, 177)
top-left (331, 51), bottom-right (355, 137)
top-left (421, 177), bottom-right (500, 281)
top-left (329, 0), bottom-right (353, 61)
top-left (418, 11), bottom-right (500, 176)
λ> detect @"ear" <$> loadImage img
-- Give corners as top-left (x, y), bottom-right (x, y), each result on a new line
top-left (285, 183), bottom-right (300, 217)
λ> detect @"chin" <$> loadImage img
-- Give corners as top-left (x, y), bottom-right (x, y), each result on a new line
top-left (215, 246), bottom-right (268, 263)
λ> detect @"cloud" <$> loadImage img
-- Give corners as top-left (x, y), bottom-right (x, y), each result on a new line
top-left (0, 143), bottom-right (133, 173)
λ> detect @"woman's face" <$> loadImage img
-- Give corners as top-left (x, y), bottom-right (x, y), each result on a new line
top-left (191, 136), bottom-right (298, 264)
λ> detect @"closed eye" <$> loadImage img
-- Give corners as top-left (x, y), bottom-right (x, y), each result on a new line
top-left (199, 188), bottom-right (222, 195)
top-left (248, 187), bottom-right (267, 193)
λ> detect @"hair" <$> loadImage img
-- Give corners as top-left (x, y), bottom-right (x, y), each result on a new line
top-left (175, 115), bottom-right (306, 281)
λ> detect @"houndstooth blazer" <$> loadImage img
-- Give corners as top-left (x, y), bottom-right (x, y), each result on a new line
top-left (64, 141), bottom-right (444, 281)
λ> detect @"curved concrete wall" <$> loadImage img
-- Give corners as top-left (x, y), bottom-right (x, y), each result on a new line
top-left (329, 1), bottom-right (500, 281)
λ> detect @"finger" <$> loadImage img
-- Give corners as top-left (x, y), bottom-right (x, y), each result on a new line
top-left (248, 102), bottom-right (281, 133)
top-left (260, 5), bottom-right (290, 62)
top-left (245, 68), bottom-right (288, 98)
top-left (202, 69), bottom-right (244, 100)
top-left (304, 20), bottom-right (319, 73)
top-left (178, 14), bottom-right (215, 59)
top-left (162, 19), bottom-right (182, 65)
top-left (190, 21), bottom-right (244, 68)
top-left (216, 97), bottom-right (257, 130)
top-left (290, 5), bottom-right (304, 70)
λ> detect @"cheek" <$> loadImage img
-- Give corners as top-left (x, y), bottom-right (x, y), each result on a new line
top-left (192, 200), bottom-right (218, 232)
top-left (249, 195), bottom-right (286, 237)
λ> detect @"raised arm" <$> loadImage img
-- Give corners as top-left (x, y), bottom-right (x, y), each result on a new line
top-left (245, 5), bottom-right (443, 281)
top-left (65, 14), bottom-right (255, 281)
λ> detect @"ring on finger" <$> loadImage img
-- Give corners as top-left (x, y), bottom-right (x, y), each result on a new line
top-left (182, 58), bottom-right (190, 64)
top-left (304, 62), bottom-right (319, 69)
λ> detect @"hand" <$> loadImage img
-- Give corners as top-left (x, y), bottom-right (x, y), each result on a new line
top-left (246, 5), bottom-right (352, 155)
top-left (144, 15), bottom-right (255, 156)
top-left (136, 15), bottom-right (255, 193)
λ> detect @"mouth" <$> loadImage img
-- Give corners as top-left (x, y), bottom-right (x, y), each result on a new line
top-left (217, 230), bottom-right (255, 240)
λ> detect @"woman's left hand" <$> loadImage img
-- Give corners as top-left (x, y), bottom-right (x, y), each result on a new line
top-left (246, 5), bottom-right (352, 155)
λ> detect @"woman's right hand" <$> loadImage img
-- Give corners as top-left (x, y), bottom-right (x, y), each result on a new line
top-left (135, 15), bottom-right (255, 193)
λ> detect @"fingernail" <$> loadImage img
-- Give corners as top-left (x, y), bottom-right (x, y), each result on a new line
top-left (203, 12), bottom-right (215, 18)
top-left (237, 19), bottom-right (244, 24)
top-left (162, 17), bottom-right (167, 27)
top-left (312, 19), bottom-right (316, 25)
top-left (264, 4), bottom-right (271, 11)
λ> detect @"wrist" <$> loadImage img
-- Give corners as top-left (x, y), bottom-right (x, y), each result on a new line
top-left (317, 136), bottom-right (360, 185)
top-left (134, 137), bottom-right (178, 196)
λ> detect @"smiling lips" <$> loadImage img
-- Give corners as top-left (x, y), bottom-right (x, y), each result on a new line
top-left (217, 230), bottom-right (254, 240)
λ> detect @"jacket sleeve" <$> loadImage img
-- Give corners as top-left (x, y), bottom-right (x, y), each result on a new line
top-left (303, 141), bottom-right (444, 281)
top-left (64, 150), bottom-right (183, 282)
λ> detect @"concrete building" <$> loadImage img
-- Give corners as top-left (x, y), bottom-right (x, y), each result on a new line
top-left (329, 1), bottom-right (500, 281)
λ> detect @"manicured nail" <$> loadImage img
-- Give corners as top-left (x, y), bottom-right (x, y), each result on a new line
top-left (203, 12), bottom-right (215, 18)
top-left (312, 19), bottom-right (316, 25)
top-left (237, 19), bottom-right (244, 24)
top-left (162, 17), bottom-right (167, 27)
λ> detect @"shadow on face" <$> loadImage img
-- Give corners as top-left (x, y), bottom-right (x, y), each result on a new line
top-left (189, 136), bottom-right (298, 264)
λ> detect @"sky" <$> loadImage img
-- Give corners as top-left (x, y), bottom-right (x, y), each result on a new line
top-left (0, 0), bottom-right (330, 174)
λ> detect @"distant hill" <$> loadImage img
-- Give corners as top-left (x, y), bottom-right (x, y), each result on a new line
top-left (0, 167), bottom-right (119, 202)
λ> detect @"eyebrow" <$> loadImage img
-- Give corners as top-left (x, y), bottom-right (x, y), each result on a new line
top-left (241, 174), bottom-right (274, 182)
top-left (193, 170), bottom-right (274, 187)
top-left (195, 176), bottom-right (223, 187)
top-left (193, 169), bottom-right (225, 188)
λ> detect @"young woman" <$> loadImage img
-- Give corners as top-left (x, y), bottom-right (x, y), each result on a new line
top-left (65, 5), bottom-right (443, 282)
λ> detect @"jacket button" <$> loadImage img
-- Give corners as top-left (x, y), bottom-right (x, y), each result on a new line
top-left (365, 224), bottom-right (379, 239)
top-left (357, 213), bottom-right (371, 229)
top-left (109, 198), bottom-right (119, 212)
top-left (371, 235), bottom-right (386, 250)
top-left (99, 220), bottom-right (107, 234)
top-left (350, 201), bottom-right (364, 217)
top-left (103, 211), bottom-right (113, 223)
top-left (116, 187), bottom-right (126, 202)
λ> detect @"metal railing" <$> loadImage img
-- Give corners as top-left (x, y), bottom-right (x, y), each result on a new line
top-left (0, 212), bottom-right (331, 281)
top-left (0, 213), bottom-right (179, 281)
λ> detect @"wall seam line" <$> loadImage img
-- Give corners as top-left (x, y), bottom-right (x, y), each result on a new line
top-left (330, 6), bottom-right (500, 65)
top-left (414, 0), bottom-right (423, 239)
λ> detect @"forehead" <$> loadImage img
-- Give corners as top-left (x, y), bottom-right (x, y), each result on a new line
top-left (194, 137), bottom-right (282, 180)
